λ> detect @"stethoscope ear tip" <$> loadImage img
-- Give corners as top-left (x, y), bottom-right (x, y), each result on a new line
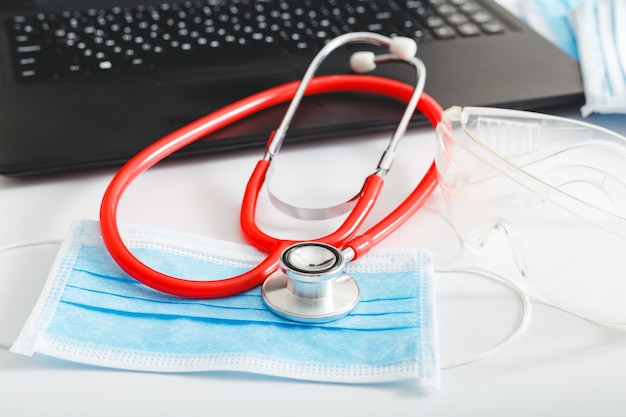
top-left (350, 51), bottom-right (377, 73)
top-left (389, 36), bottom-right (418, 60)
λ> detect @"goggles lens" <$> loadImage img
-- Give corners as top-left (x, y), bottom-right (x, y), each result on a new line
top-left (435, 106), bottom-right (626, 325)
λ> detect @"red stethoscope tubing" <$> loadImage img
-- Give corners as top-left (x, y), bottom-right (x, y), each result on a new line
top-left (100, 74), bottom-right (442, 298)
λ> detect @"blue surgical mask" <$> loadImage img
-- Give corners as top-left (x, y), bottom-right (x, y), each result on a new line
top-left (514, 0), bottom-right (626, 116)
top-left (570, 0), bottom-right (626, 116)
top-left (10, 220), bottom-right (440, 387)
top-left (514, 0), bottom-right (585, 59)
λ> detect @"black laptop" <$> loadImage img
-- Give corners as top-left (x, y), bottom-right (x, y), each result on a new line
top-left (0, 0), bottom-right (583, 176)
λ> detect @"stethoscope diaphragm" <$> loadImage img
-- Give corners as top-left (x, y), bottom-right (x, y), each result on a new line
top-left (262, 242), bottom-right (360, 323)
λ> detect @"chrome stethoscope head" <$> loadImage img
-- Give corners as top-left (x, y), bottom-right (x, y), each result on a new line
top-left (263, 242), bottom-right (359, 323)
top-left (261, 32), bottom-right (425, 323)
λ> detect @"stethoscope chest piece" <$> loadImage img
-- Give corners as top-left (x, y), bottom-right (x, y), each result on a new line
top-left (262, 242), bottom-right (360, 323)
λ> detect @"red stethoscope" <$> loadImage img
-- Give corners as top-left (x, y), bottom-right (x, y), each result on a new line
top-left (100, 32), bottom-right (443, 323)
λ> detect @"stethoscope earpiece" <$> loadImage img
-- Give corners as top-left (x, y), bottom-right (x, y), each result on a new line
top-left (350, 51), bottom-right (377, 73)
top-left (389, 36), bottom-right (418, 60)
top-left (262, 242), bottom-right (360, 323)
top-left (349, 36), bottom-right (418, 74)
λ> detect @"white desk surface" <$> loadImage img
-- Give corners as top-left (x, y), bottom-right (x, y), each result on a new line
top-left (2, 101), bottom-right (626, 416)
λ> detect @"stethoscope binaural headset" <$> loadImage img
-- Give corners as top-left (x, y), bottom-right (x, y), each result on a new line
top-left (100, 32), bottom-right (443, 323)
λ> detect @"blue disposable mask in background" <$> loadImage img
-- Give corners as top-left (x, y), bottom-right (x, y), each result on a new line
top-left (570, 0), bottom-right (626, 116)
top-left (511, 0), bottom-right (585, 59)
top-left (10, 220), bottom-right (440, 387)
top-left (511, 0), bottom-right (626, 116)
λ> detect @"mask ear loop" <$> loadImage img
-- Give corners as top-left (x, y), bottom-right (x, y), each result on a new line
top-left (435, 266), bottom-right (532, 370)
top-left (522, 284), bottom-right (626, 331)
top-left (0, 239), bottom-right (62, 350)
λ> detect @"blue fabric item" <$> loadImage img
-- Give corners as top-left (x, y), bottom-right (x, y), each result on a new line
top-left (11, 220), bottom-right (440, 386)
top-left (513, 0), bottom-right (626, 116)
top-left (570, 0), bottom-right (626, 116)
top-left (515, 0), bottom-right (586, 59)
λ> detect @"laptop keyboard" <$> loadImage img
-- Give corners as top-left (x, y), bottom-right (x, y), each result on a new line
top-left (7, 0), bottom-right (508, 83)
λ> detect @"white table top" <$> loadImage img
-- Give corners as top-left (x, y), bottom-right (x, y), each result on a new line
top-left (2, 98), bottom-right (626, 416)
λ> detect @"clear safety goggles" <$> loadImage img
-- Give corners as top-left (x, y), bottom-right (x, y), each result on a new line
top-left (435, 106), bottom-right (626, 326)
